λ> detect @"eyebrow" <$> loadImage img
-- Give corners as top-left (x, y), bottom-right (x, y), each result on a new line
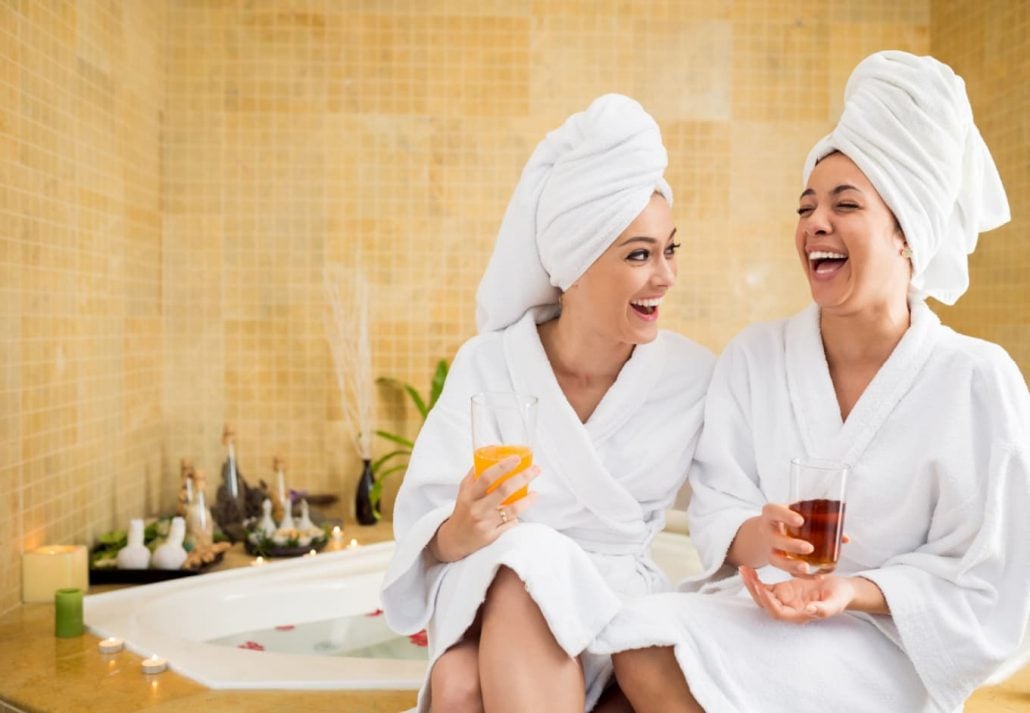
top-left (618, 227), bottom-right (677, 246)
top-left (799, 185), bottom-right (863, 200)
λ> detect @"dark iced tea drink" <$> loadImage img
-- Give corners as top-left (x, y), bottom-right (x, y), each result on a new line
top-left (786, 499), bottom-right (846, 574)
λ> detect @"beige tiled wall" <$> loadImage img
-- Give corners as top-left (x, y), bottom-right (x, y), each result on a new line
top-left (1, 1), bottom-right (165, 612)
top-left (931, 1), bottom-right (1030, 375)
top-left (5, 0), bottom-right (1026, 616)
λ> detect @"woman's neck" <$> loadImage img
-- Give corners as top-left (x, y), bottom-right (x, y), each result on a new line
top-left (538, 315), bottom-right (632, 383)
top-left (820, 298), bottom-right (911, 371)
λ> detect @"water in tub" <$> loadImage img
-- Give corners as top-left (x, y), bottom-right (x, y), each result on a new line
top-left (206, 608), bottom-right (429, 660)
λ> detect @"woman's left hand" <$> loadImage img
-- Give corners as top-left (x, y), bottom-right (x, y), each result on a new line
top-left (738, 566), bottom-right (857, 624)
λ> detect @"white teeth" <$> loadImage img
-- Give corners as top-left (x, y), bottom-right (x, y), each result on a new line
top-left (630, 297), bottom-right (663, 308)
top-left (809, 250), bottom-right (848, 261)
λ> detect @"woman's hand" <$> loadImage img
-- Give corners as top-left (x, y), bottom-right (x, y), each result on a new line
top-left (429, 456), bottom-right (540, 563)
top-left (739, 566), bottom-right (856, 623)
top-left (728, 503), bottom-right (815, 576)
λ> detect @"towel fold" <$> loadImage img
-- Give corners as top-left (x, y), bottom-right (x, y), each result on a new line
top-left (803, 50), bottom-right (1010, 305)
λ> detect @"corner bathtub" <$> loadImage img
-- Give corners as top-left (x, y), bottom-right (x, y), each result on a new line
top-left (84, 531), bottom-right (703, 690)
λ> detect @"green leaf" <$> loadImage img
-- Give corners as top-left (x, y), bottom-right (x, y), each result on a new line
top-left (404, 384), bottom-right (429, 420)
top-left (372, 449), bottom-right (410, 474)
top-left (429, 359), bottom-right (449, 410)
top-left (375, 429), bottom-right (414, 449)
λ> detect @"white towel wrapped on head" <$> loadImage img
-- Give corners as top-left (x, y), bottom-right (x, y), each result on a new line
top-left (803, 50), bottom-right (1010, 306)
top-left (476, 94), bottom-right (672, 333)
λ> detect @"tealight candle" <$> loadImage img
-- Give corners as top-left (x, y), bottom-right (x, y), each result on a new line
top-left (307, 549), bottom-right (317, 557)
top-left (142, 655), bottom-right (167, 674)
top-left (331, 525), bottom-right (343, 541)
top-left (98, 637), bottom-right (124, 654)
top-left (251, 556), bottom-right (265, 566)
top-left (347, 538), bottom-right (359, 549)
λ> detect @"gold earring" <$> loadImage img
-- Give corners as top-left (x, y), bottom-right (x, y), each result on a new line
top-left (557, 291), bottom-right (564, 308)
top-left (900, 246), bottom-right (913, 259)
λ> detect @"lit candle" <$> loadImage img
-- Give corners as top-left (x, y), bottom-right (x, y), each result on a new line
top-left (251, 556), bottom-right (265, 566)
top-left (347, 538), bottom-right (359, 549)
top-left (98, 637), bottom-right (124, 654)
top-left (142, 655), bottom-right (167, 674)
top-left (21, 545), bottom-right (88, 603)
top-left (307, 549), bottom-right (317, 557)
top-left (331, 525), bottom-right (343, 542)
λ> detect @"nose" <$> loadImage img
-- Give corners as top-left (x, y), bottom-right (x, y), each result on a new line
top-left (654, 251), bottom-right (677, 287)
top-left (803, 205), bottom-right (832, 238)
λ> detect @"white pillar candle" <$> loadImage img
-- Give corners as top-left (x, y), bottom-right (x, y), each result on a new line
top-left (21, 545), bottom-right (89, 603)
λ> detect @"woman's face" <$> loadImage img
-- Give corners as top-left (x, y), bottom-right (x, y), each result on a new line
top-left (795, 152), bottom-right (911, 313)
top-left (562, 193), bottom-right (678, 345)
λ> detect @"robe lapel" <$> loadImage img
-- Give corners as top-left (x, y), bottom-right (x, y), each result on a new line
top-left (502, 314), bottom-right (645, 528)
top-left (786, 302), bottom-right (941, 465)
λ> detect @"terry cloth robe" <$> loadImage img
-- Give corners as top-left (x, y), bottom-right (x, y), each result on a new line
top-left (381, 312), bottom-right (713, 712)
top-left (591, 302), bottom-right (1030, 713)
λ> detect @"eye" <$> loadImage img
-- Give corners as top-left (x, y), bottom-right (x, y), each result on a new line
top-left (627, 249), bottom-right (650, 262)
top-left (664, 242), bottom-right (681, 257)
top-left (797, 206), bottom-right (814, 216)
top-left (836, 202), bottom-right (859, 210)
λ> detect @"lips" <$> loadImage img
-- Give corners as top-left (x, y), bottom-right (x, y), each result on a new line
top-left (808, 249), bottom-right (848, 280)
top-left (630, 296), bottom-right (662, 322)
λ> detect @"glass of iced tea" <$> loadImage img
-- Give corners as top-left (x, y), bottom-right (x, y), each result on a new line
top-left (785, 458), bottom-right (850, 576)
top-left (471, 392), bottom-right (537, 505)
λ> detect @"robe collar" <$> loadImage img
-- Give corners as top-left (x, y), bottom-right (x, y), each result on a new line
top-left (785, 301), bottom-right (941, 466)
top-left (501, 313), bottom-right (667, 532)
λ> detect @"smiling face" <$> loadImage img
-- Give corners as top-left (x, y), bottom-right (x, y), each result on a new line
top-left (795, 152), bottom-right (912, 314)
top-left (561, 193), bottom-right (678, 345)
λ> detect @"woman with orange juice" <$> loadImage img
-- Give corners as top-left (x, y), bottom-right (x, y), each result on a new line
top-left (591, 52), bottom-right (1030, 713)
top-left (381, 94), bottom-right (714, 712)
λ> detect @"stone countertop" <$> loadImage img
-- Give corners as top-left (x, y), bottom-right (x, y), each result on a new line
top-left (0, 520), bottom-right (418, 713)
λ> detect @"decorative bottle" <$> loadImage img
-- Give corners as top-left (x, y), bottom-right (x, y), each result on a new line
top-left (355, 458), bottom-right (376, 525)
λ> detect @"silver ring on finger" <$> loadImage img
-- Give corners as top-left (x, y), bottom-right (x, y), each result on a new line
top-left (497, 506), bottom-right (509, 527)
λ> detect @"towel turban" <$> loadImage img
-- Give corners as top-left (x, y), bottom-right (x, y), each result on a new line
top-left (803, 50), bottom-right (1010, 305)
top-left (476, 94), bottom-right (672, 332)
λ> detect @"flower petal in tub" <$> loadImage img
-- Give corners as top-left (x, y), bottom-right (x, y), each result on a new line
top-left (274, 625), bottom-right (295, 631)
top-left (365, 608), bottom-right (384, 617)
top-left (408, 630), bottom-right (428, 647)
top-left (238, 640), bottom-right (265, 651)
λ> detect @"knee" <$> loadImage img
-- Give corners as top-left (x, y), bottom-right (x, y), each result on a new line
top-left (430, 647), bottom-right (482, 713)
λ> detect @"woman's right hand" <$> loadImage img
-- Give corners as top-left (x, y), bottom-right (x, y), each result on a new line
top-left (428, 456), bottom-right (540, 564)
top-left (728, 503), bottom-right (814, 576)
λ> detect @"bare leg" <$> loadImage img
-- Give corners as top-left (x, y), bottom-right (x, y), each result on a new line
top-left (430, 638), bottom-right (484, 713)
top-left (479, 566), bottom-right (585, 713)
top-left (613, 647), bottom-right (703, 713)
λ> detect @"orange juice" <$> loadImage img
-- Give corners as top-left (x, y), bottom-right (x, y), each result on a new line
top-left (473, 444), bottom-right (533, 505)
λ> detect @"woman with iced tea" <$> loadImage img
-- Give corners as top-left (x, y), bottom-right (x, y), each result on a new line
top-left (591, 51), bottom-right (1030, 712)
top-left (381, 94), bottom-right (715, 712)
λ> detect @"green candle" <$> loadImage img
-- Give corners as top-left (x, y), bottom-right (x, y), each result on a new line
top-left (54, 587), bottom-right (83, 638)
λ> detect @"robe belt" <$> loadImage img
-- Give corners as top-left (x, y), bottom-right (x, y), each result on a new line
top-left (562, 527), bottom-right (653, 557)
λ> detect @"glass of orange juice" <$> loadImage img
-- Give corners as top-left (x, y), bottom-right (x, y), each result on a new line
top-left (471, 392), bottom-right (537, 505)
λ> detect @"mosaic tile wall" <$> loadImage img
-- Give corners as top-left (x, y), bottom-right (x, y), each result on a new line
top-left (931, 1), bottom-right (1030, 375)
top-left (6, 0), bottom-right (1026, 615)
top-left (1, 1), bottom-right (165, 612)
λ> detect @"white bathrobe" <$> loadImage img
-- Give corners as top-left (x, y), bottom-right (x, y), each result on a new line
top-left (591, 302), bottom-right (1030, 713)
top-left (382, 312), bottom-right (713, 711)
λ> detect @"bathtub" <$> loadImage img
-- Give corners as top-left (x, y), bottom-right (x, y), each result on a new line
top-left (84, 530), bottom-right (1028, 691)
top-left (84, 530), bottom-right (703, 690)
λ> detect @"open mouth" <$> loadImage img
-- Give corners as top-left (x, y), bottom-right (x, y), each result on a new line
top-left (809, 250), bottom-right (848, 276)
top-left (630, 297), bottom-right (662, 319)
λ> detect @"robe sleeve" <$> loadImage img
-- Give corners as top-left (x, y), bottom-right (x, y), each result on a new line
top-left (686, 336), bottom-right (766, 579)
top-left (855, 353), bottom-right (1030, 712)
top-left (380, 339), bottom-right (482, 635)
